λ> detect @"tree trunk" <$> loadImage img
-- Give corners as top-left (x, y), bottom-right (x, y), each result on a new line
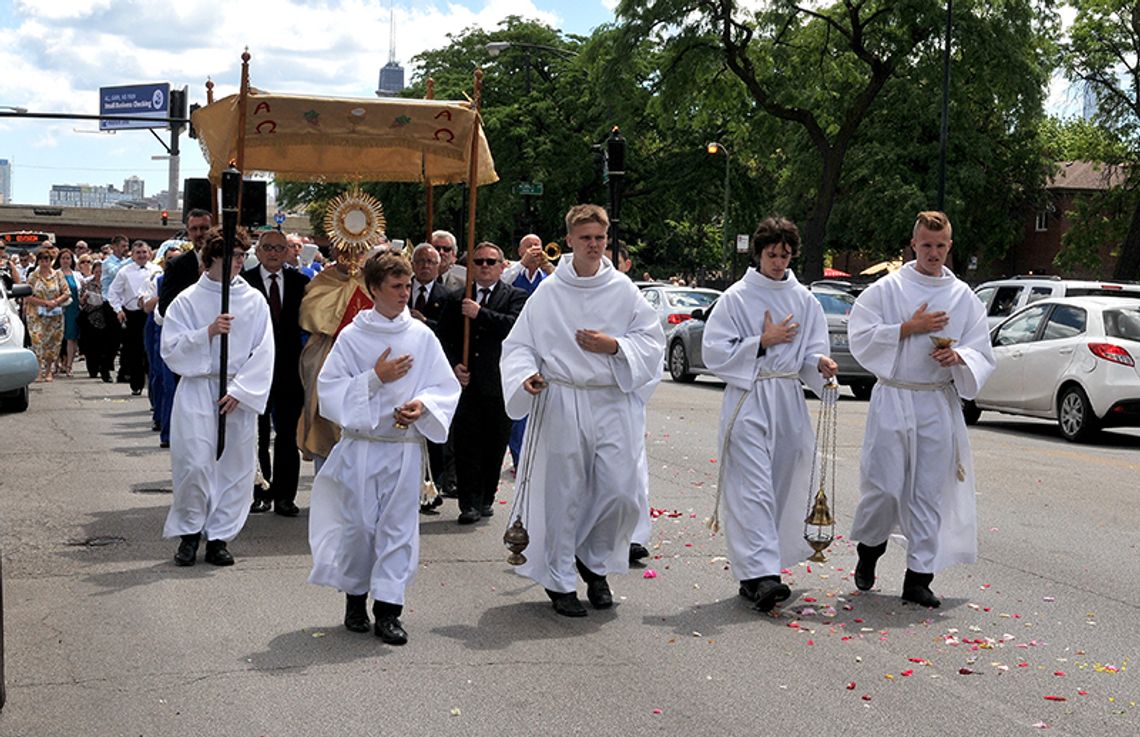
top-left (1112, 197), bottom-right (1140, 280)
top-left (800, 148), bottom-right (845, 281)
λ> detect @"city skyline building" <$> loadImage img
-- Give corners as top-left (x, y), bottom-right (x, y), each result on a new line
top-left (0, 159), bottom-right (10, 205)
top-left (376, 5), bottom-right (405, 97)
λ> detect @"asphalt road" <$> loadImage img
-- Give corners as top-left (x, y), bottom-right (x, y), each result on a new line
top-left (0, 373), bottom-right (1137, 736)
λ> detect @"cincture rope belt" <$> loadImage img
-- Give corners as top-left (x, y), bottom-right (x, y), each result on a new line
top-left (342, 430), bottom-right (436, 502)
top-left (877, 377), bottom-right (967, 482)
top-left (546, 377), bottom-right (619, 390)
top-left (708, 370), bottom-right (800, 533)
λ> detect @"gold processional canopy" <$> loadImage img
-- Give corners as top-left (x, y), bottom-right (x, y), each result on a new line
top-left (191, 91), bottom-right (499, 186)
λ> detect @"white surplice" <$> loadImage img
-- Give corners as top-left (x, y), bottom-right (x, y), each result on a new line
top-left (500, 256), bottom-right (665, 594)
top-left (308, 308), bottom-right (460, 604)
top-left (847, 262), bottom-right (995, 573)
top-left (702, 268), bottom-right (830, 580)
top-left (161, 275), bottom-right (275, 541)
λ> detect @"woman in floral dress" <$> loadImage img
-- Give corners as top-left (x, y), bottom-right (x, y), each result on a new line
top-left (55, 248), bottom-right (83, 377)
top-left (25, 248), bottom-right (68, 382)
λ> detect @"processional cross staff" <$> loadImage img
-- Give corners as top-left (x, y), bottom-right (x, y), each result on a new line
top-left (216, 166), bottom-right (241, 460)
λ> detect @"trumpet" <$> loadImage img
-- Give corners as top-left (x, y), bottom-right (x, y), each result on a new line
top-left (541, 242), bottom-right (561, 261)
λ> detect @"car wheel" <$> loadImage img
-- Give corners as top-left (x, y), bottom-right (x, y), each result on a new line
top-left (849, 381), bottom-right (874, 401)
top-left (1057, 385), bottom-right (1099, 442)
top-left (668, 341), bottom-right (695, 383)
top-left (0, 385), bottom-right (29, 413)
top-left (961, 399), bottom-right (981, 425)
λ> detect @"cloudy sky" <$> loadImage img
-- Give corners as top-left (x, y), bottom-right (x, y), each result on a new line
top-left (0, 0), bottom-right (618, 205)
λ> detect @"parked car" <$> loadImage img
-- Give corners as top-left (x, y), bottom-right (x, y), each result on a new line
top-left (639, 285), bottom-right (721, 335)
top-left (962, 296), bottom-right (1140, 441)
top-left (0, 280), bottom-right (37, 412)
top-left (664, 287), bottom-right (877, 399)
top-left (973, 276), bottom-right (1140, 328)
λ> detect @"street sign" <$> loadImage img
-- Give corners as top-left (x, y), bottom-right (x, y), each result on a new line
top-left (514, 182), bottom-right (544, 196)
top-left (735, 234), bottom-right (750, 253)
top-left (99, 83), bottom-right (170, 131)
top-left (274, 211), bottom-right (286, 226)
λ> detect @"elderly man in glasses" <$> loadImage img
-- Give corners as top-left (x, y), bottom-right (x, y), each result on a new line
top-left (438, 242), bottom-right (527, 524)
top-left (431, 229), bottom-right (467, 292)
top-left (241, 229), bottom-right (311, 517)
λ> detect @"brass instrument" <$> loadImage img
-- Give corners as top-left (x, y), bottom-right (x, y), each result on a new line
top-left (804, 381), bottom-right (840, 562)
top-left (542, 242), bottom-right (561, 261)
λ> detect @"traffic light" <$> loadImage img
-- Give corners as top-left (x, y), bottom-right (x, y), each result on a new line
top-left (161, 210), bottom-right (169, 226)
top-left (188, 102), bottom-right (201, 140)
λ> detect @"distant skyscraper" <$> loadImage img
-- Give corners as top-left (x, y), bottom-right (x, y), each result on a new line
top-left (0, 159), bottom-right (11, 205)
top-left (376, 5), bottom-right (405, 97)
top-left (1081, 80), bottom-right (1099, 121)
top-left (123, 175), bottom-right (145, 199)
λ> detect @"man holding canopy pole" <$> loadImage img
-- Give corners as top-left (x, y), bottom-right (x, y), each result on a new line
top-left (500, 204), bottom-right (665, 617)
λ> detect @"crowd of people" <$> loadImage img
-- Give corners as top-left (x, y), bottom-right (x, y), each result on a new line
top-left (8, 205), bottom-right (995, 647)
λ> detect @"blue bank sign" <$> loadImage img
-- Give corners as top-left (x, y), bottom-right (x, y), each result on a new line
top-left (99, 83), bottom-right (170, 131)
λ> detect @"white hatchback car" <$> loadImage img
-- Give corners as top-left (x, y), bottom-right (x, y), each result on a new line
top-left (962, 296), bottom-right (1140, 441)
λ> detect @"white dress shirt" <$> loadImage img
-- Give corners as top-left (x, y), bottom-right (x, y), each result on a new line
top-left (108, 260), bottom-right (162, 312)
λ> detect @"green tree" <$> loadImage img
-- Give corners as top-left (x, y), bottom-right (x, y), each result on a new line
top-left (1063, 0), bottom-right (1140, 279)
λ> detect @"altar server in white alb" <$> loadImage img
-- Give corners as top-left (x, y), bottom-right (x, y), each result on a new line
top-left (162, 227), bottom-right (274, 567)
top-left (500, 204), bottom-right (665, 618)
top-left (308, 252), bottom-right (460, 646)
top-left (702, 217), bottom-right (837, 613)
top-left (848, 211), bottom-right (995, 608)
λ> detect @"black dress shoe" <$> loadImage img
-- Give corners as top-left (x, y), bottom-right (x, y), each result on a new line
top-left (249, 499), bottom-right (271, 514)
top-left (901, 569), bottom-right (942, 608)
top-left (203, 540), bottom-right (235, 566)
top-left (480, 506), bottom-right (494, 518)
top-left (151, 420), bottom-right (161, 432)
top-left (546, 590), bottom-right (588, 618)
top-left (855, 541), bottom-right (888, 591)
top-left (101, 374), bottom-right (113, 383)
top-left (130, 388), bottom-right (143, 396)
top-left (739, 576), bottom-right (791, 613)
top-left (274, 501), bottom-right (301, 517)
top-left (117, 375), bottom-right (129, 384)
top-left (629, 542), bottom-right (650, 564)
top-left (159, 440), bottom-right (170, 449)
top-left (344, 594), bottom-right (370, 633)
top-left (457, 508), bottom-right (481, 525)
top-left (374, 616), bottom-right (408, 645)
top-left (174, 534), bottom-right (199, 566)
top-left (586, 579), bottom-right (614, 609)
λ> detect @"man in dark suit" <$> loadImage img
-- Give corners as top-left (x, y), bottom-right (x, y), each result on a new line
top-left (408, 243), bottom-right (458, 508)
top-left (438, 242), bottom-right (527, 524)
top-left (158, 208), bottom-right (212, 318)
top-left (242, 229), bottom-right (310, 517)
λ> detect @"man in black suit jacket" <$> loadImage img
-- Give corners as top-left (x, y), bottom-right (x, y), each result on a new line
top-left (438, 242), bottom-right (527, 524)
top-left (158, 209), bottom-right (212, 318)
top-left (409, 243), bottom-right (458, 505)
top-left (241, 230), bottom-right (311, 517)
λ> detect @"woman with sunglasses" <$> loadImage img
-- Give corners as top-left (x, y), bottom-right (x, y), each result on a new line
top-left (25, 247), bottom-right (69, 382)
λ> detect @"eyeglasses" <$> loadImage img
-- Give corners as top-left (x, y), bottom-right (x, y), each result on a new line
top-left (472, 258), bottom-right (500, 266)
top-left (260, 244), bottom-right (288, 253)
top-left (435, 245), bottom-right (454, 252)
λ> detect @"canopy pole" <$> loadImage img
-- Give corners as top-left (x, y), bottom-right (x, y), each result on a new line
top-left (234, 48), bottom-right (252, 218)
top-left (425, 78), bottom-right (435, 243)
top-left (461, 69), bottom-right (484, 367)
top-left (205, 78), bottom-right (217, 218)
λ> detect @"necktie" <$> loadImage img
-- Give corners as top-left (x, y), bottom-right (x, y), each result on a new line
top-left (478, 287), bottom-right (490, 306)
top-left (268, 273), bottom-right (282, 323)
top-left (415, 286), bottom-right (428, 312)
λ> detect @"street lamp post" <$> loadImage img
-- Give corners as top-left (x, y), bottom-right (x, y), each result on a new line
top-left (706, 142), bottom-right (731, 280)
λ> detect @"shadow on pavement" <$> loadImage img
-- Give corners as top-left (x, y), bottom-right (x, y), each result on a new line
top-left (431, 598), bottom-right (617, 650)
top-left (975, 419), bottom-right (1140, 448)
top-left (244, 625), bottom-right (397, 674)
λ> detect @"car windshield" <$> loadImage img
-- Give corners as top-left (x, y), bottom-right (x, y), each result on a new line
top-left (666, 291), bottom-right (717, 308)
top-left (814, 291), bottom-right (856, 315)
top-left (1104, 307), bottom-right (1140, 341)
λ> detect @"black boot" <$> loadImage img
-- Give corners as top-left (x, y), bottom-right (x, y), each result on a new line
top-left (739, 575), bottom-right (791, 612)
top-left (575, 558), bottom-right (612, 609)
top-left (372, 601), bottom-right (408, 645)
top-left (901, 569), bottom-right (941, 608)
top-left (854, 541), bottom-right (888, 591)
top-left (173, 534), bottom-right (200, 566)
top-left (545, 588), bottom-right (588, 617)
top-left (203, 539), bottom-right (234, 566)
top-left (344, 594), bottom-right (370, 633)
